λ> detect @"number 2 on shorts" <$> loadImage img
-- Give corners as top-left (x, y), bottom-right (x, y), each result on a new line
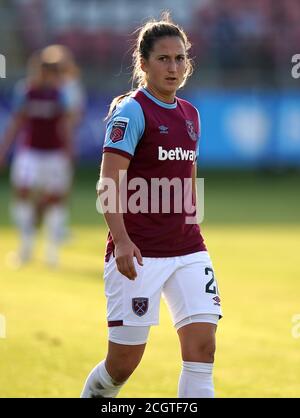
top-left (205, 267), bottom-right (219, 295)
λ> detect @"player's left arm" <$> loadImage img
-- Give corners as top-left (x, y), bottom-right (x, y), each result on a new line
top-left (192, 106), bottom-right (201, 206)
top-left (59, 89), bottom-right (76, 160)
top-left (192, 163), bottom-right (197, 205)
top-left (60, 112), bottom-right (74, 160)
top-left (63, 83), bottom-right (85, 129)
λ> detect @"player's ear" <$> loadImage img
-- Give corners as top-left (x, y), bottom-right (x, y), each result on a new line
top-left (140, 58), bottom-right (147, 73)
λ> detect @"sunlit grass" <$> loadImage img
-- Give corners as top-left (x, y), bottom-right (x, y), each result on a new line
top-left (1, 225), bottom-right (299, 397)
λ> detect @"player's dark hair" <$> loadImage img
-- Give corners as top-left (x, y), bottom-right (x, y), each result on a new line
top-left (106, 11), bottom-right (193, 119)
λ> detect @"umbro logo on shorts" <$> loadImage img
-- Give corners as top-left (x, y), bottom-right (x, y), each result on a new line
top-left (132, 298), bottom-right (149, 317)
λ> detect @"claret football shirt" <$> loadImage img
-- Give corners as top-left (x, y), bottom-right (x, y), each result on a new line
top-left (102, 87), bottom-right (206, 259)
top-left (13, 80), bottom-right (72, 150)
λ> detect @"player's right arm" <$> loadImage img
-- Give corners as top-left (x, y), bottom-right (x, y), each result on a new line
top-left (99, 152), bottom-right (143, 280)
top-left (0, 112), bottom-right (25, 168)
top-left (0, 81), bottom-right (27, 168)
top-left (98, 96), bottom-right (145, 280)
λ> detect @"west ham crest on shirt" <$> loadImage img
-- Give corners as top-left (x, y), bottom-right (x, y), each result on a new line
top-left (110, 117), bottom-right (129, 143)
top-left (132, 297), bottom-right (149, 317)
top-left (185, 120), bottom-right (198, 141)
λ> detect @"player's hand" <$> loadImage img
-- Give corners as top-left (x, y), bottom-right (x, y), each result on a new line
top-left (114, 238), bottom-right (143, 280)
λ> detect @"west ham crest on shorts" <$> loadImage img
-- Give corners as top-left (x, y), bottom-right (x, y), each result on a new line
top-left (132, 297), bottom-right (149, 317)
top-left (185, 120), bottom-right (198, 141)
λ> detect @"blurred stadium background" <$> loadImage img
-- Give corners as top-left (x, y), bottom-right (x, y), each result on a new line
top-left (0, 0), bottom-right (300, 398)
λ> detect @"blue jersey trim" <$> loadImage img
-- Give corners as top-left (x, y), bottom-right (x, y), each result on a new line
top-left (59, 89), bottom-right (74, 111)
top-left (140, 87), bottom-right (177, 109)
top-left (103, 96), bottom-right (145, 157)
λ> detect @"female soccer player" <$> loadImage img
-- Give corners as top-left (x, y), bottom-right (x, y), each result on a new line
top-left (0, 50), bottom-right (72, 266)
top-left (81, 14), bottom-right (222, 398)
top-left (41, 44), bottom-right (85, 130)
top-left (36, 45), bottom-right (85, 241)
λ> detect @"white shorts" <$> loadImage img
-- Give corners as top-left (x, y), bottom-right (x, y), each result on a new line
top-left (11, 149), bottom-right (72, 195)
top-left (104, 251), bottom-right (222, 329)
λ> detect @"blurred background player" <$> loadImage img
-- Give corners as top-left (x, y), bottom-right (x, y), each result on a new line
top-left (34, 45), bottom-right (85, 241)
top-left (0, 50), bottom-right (73, 267)
top-left (42, 44), bottom-right (85, 132)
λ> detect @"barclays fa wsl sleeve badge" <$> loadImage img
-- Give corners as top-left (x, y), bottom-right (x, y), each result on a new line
top-left (185, 120), bottom-right (198, 141)
top-left (110, 117), bottom-right (129, 143)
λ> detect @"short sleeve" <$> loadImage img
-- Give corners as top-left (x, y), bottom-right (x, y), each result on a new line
top-left (103, 96), bottom-right (145, 160)
top-left (58, 88), bottom-right (74, 112)
top-left (60, 81), bottom-right (85, 111)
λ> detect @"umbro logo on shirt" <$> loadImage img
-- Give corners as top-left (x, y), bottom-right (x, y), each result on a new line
top-left (159, 125), bottom-right (169, 134)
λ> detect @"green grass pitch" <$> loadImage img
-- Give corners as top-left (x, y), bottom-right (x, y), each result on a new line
top-left (0, 169), bottom-right (300, 397)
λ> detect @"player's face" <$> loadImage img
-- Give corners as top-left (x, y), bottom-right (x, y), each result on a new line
top-left (141, 36), bottom-right (187, 101)
top-left (41, 67), bottom-right (61, 88)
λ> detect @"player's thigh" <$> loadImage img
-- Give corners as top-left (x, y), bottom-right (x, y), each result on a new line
top-left (162, 251), bottom-right (222, 328)
top-left (10, 150), bottom-right (40, 192)
top-left (104, 255), bottom-right (172, 328)
top-left (41, 152), bottom-right (72, 196)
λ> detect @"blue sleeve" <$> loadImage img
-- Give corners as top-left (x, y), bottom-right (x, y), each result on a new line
top-left (60, 81), bottom-right (85, 111)
top-left (103, 96), bottom-right (145, 159)
top-left (58, 89), bottom-right (73, 112)
top-left (12, 80), bottom-right (27, 113)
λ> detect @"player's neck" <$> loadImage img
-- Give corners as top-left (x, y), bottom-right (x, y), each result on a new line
top-left (144, 85), bottom-right (176, 104)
